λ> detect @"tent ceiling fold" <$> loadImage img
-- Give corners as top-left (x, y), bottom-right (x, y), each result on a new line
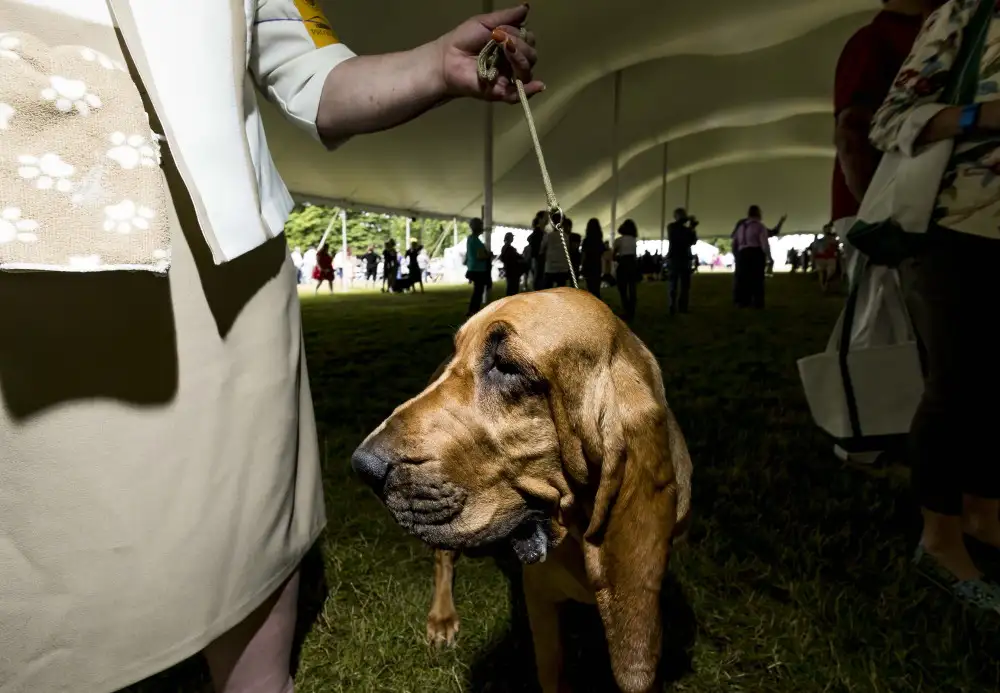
top-left (271, 0), bottom-right (877, 237)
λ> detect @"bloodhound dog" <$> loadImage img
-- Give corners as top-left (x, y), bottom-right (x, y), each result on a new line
top-left (352, 288), bottom-right (693, 693)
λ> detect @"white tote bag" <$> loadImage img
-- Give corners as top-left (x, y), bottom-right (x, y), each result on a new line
top-left (797, 260), bottom-right (924, 442)
top-left (853, 139), bottom-right (953, 234)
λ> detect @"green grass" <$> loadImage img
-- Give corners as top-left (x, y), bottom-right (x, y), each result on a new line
top-left (126, 275), bottom-right (1000, 693)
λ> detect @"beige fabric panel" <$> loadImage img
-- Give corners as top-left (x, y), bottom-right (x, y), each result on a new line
top-left (0, 2), bottom-right (172, 271)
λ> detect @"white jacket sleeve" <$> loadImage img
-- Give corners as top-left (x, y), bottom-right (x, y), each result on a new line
top-left (250, 0), bottom-right (356, 143)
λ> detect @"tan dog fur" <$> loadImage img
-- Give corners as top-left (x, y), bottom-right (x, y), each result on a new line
top-left (355, 288), bottom-right (692, 693)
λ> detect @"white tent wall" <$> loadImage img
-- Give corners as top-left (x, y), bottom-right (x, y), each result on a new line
top-left (266, 2), bottom-right (878, 238)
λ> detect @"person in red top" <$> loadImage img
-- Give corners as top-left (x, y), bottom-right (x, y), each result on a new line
top-left (812, 224), bottom-right (841, 294)
top-left (832, 0), bottom-right (943, 229)
top-left (312, 243), bottom-right (335, 295)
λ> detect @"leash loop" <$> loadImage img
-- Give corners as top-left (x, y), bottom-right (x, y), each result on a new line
top-left (478, 27), bottom-right (578, 289)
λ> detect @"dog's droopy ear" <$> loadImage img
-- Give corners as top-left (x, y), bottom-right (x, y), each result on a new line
top-left (582, 334), bottom-right (680, 693)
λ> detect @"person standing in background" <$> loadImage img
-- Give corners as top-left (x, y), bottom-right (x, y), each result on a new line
top-left (520, 243), bottom-right (533, 291)
top-left (290, 246), bottom-right (304, 284)
top-left (313, 244), bottom-right (335, 295)
top-left (581, 218), bottom-right (605, 298)
top-left (406, 240), bottom-right (425, 293)
top-left (613, 219), bottom-right (640, 322)
top-left (418, 246), bottom-right (431, 283)
top-left (733, 206), bottom-right (782, 308)
top-left (465, 217), bottom-right (492, 315)
top-left (600, 240), bottom-right (615, 288)
top-left (539, 216), bottom-right (573, 288)
top-left (381, 239), bottom-right (398, 293)
top-left (361, 245), bottom-right (380, 289)
top-left (342, 247), bottom-right (356, 291)
top-left (302, 245), bottom-right (318, 288)
top-left (333, 246), bottom-right (346, 288)
top-left (499, 232), bottom-right (523, 296)
top-left (569, 229), bottom-right (583, 279)
top-left (813, 225), bottom-right (840, 294)
top-left (666, 207), bottom-right (698, 315)
top-left (527, 210), bottom-right (548, 291)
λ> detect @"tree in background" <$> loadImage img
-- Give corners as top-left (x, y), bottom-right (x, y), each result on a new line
top-left (283, 204), bottom-right (471, 256)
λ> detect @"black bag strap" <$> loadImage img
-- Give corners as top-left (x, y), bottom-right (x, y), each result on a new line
top-left (837, 256), bottom-right (871, 438)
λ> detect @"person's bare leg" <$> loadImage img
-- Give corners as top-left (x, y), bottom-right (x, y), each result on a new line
top-left (204, 571), bottom-right (300, 693)
top-left (921, 510), bottom-right (982, 581)
top-left (314, 280), bottom-right (320, 296)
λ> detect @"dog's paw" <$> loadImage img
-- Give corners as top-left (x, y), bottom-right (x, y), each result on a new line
top-left (426, 609), bottom-right (460, 648)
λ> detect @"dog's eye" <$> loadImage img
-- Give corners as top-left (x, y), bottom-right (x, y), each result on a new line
top-left (491, 354), bottom-right (521, 378)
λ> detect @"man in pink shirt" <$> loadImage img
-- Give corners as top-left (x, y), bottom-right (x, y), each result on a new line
top-left (733, 205), bottom-right (784, 308)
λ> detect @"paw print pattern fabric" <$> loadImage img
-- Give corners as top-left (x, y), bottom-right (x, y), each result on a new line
top-left (0, 26), bottom-right (171, 272)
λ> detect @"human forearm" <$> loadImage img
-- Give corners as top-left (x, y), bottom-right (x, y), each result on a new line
top-left (315, 5), bottom-right (541, 147)
top-left (316, 40), bottom-right (448, 146)
top-left (835, 120), bottom-right (879, 202)
top-left (915, 106), bottom-right (963, 146)
top-left (914, 101), bottom-right (1000, 147)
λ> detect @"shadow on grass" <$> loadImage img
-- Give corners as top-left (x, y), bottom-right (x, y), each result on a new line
top-left (466, 572), bottom-right (696, 692)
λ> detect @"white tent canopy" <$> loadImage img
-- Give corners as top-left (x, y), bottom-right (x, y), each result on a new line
top-left (274, 0), bottom-right (877, 238)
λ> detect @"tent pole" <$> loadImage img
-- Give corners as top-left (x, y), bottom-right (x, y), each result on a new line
top-left (684, 174), bottom-right (691, 212)
top-left (316, 213), bottom-right (336, 251)
top-left (340, 209), bottom-right (347, 255)
top-left (659, 142), bottom-right (668, 254)
top-left (405, 217), bottom-right (411, 247)
top-left (430, 224), bottom-right (449, 258)
top-left (610, 70), bottom-right (622, 243)
top-left (453, 217), bottom-right (458, 247)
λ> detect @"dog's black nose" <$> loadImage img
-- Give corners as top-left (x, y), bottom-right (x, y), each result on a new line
top-left (351, 446), bottom-right (390, 493)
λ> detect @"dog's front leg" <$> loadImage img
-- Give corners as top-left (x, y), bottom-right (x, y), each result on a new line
top-left (426, 549), bottom-right (460, 646)
top-left (523, 565), bottom-right (568, 693)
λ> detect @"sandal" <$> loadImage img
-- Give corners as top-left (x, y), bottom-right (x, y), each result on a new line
top-left (913, 545), bottom-right (1000, 613)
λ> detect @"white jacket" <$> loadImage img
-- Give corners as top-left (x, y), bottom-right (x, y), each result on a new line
top-left (27, 0), bottom-right (356, 265)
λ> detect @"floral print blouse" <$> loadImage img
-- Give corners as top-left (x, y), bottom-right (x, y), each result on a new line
top-left (870, 0), bottom-right (1000, 240)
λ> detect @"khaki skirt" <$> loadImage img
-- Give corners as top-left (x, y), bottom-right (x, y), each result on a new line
top-left (0, 155), bottom-right (325, 693)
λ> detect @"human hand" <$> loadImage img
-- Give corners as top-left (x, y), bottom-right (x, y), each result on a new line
top-left (437, 4), bottom-right (544, 103)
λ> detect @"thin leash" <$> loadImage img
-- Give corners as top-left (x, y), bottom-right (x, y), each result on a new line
top-left (477, 27), bottom-right (578, 289)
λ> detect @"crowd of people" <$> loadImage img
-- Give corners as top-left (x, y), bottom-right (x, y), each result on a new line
top-left (464, 205), bottom-right (713, 321)
top-left (289, 239), bottom-right (435, 295)
top-left (466, 203), bottom-right (797, 321)
top-left (786, 224), bottom-right (845, 294)
top-left (464, 211), bottom-right (646, 320)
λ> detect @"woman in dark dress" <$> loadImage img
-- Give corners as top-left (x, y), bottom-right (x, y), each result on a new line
top-left (581, 218), bottom-right (604, 298)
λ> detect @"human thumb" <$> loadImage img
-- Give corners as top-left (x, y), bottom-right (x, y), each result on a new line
top-left (481, 3), bottom-right (529, 29)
